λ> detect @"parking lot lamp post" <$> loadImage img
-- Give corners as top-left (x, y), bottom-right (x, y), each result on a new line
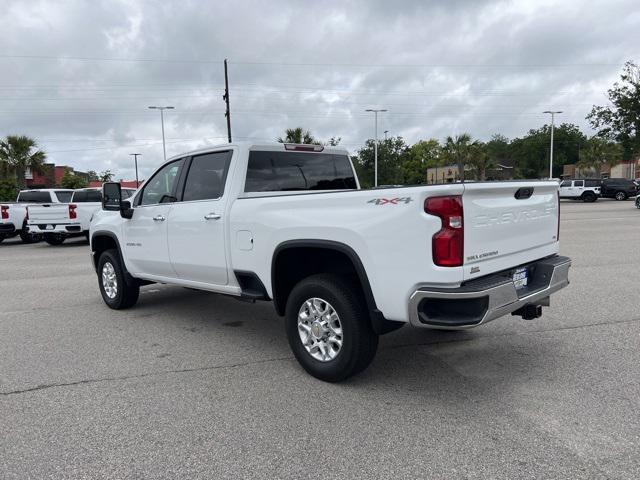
top-left (543, 110), bottom-right (562, 178)
top-left (148, 106), bottom-right (174, 162)
top-left (129, 153), bottom-right (141, 187)
top-left (365, 109), bottom-right (387, 187)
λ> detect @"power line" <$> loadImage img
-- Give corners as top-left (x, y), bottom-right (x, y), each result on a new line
top-left (0, 54), bottom-right (624, 68)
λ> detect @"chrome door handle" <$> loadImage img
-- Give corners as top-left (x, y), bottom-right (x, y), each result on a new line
top-left (153, 215), bottom-right (166, 222)
top-left (204, 213), bottom-right (221, 220)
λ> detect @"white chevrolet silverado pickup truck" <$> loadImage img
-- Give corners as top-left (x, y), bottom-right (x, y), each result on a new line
top-left (0, 189), bottom-right (74, 244)
top-left (28, 187), bottom-right (136, 245)
top-left (90, 143), bottom-right (571, 381)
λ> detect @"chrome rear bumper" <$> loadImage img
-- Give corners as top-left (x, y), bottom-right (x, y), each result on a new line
top-left (409, 255), bottom-right (571, 330)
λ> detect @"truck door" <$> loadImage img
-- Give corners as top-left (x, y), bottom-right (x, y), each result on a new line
top-left (167, 150), bottom-right (232, 285)
top-left (124, 158), bottom-right (184, 277)
top-left (559, 180), bottom-right (572, 198)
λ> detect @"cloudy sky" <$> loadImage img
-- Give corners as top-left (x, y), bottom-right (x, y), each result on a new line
top-left (0, 0), bottom-right (638, 180)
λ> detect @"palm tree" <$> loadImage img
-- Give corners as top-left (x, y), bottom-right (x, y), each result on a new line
top-left (467, 143), bottom-right (496, 181)
top-left (277, 127), bottom-right (320, 145)
top-left (442, 133), bottom-right (480, 182)
top-left (0, 135), bottom-right (47, 189)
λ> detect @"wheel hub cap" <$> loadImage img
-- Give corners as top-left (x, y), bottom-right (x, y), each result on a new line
top-left (101, 262), bottom-right (118, 299)
top-left (297, 298), bottom-right (343, 362)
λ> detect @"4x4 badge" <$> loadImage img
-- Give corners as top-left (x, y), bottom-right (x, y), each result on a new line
top-left (368, 197), bottom-right (413, 205)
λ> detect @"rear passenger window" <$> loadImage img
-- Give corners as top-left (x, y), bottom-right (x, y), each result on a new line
top-left (245, 151), bottom-right (357, 192)
top-left (573, 180), bottom-right (584, 187)
top-left (585, 180), bottom-right (600, 188)
top-left (182, 151), bottom-right (232, 201)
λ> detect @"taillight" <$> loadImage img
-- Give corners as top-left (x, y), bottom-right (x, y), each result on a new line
top-left (424, 195), bottom-right (464, 267)
top-left (69, 204), bottom-right (77, 219)
top-left (1, 205), bottom-right (8, 220)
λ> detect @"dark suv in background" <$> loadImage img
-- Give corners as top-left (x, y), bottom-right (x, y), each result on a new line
top-left (600, 178), bottom-right (638, 200)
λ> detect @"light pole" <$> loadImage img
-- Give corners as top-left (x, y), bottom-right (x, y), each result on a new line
top-left (365, 109), bottom-right (387, 187)
top-left (129, 153), bottom-right (141, 186)
top-left (148, 106), bottom-right (174, 161)
top-left (543, 110), bottom-right (562, 178)
top-left (384, 130), bottom-right (389, 141)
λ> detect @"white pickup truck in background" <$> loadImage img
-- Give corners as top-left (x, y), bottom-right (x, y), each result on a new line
top-left (0, 189), bottom-right (74, 244)
top-left (90, 143), bottom-right (571, 381)
top-left (27, 187), bottom-right (136, 245)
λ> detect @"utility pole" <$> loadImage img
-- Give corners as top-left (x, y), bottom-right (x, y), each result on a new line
top-left (148, 106), bottom-right (174, 162)
top-left (129, 153), bottom-right (141, 186)
top-left (365, 109), bottom-right (387, 187)
top-left (223, 59), bottom-right (232, 143)
top-left (543, 110), bottom-right (562, 178)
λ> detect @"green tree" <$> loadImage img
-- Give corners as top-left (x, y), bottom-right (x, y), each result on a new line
top-left (466, 142), bottom-right (496, 181)
top-left (510, 123), bottom-right (586, 178)
top-left (326, 136), bottom-right (342, 146)
top-left (86, 170), bottom-right (99, 181)
top-left (98, 170), bottom-right (114, 182)
top-left (0, 135), bottom-right (47, 189)
top-left (352, 136), bottom-right (409, 188)
top-left (442, 133), bottom-right (480, 181)
top-left (587, 61), bottom-right (640, 160)
top-left (60, 170), bottom-right (88, 189)
top-left (576, 136), bottom-right (623, 177)
top-left (402, 139), bottom-right (441, 184)
top-left (276, 127), bottom-right (321, 144)
top-left (0, 179), bottom-right (18, 202)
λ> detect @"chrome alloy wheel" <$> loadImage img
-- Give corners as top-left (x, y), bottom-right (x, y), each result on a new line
top-left (102, 261), bottom-right (118, 299)
top-left (297, 298), bottom-right (343, 362)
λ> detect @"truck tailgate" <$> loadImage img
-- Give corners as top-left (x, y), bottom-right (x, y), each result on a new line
top-left (28, 204), bottom-right (70, 224)
top-left (462, 181), bottom-right (559, 280)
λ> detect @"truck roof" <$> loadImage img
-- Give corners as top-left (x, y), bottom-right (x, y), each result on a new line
top-left (166, 142), bottom-right (350, 162)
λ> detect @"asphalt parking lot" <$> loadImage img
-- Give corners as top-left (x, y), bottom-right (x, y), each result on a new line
top-left (1, 200), bottom-right (639, 479)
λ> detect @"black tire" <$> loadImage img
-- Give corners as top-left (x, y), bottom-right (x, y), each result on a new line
top-left (0, 234), bottom-right (4, 243)
top-left (635, 197), bottom-right (640, 209)
top-left (19, 221), bottom-right (42, 244)
top-left (97, 249), bottom-right (139, 309)
top-left (44, 233), bottom-right (65, 245)
top-left (615, 191), bottom-right (627, 201)
top-left (582, 192), bottom-right (597, 203)
top-left (285, 274), bottom-right (378, 382)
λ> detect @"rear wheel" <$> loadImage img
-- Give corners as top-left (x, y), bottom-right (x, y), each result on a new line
top-left (44, 233), bottom-right (65, 245)
top-left (0, 234), bottom-right (4, 243)
top-left (19, 222), bottom-right (42, 244)
top-left (285, 274), bottom-right (378, 382)
top-left (615, 191), bottom-right (628, 201)
top-left (582, 192), bottom-right (597, 203)
top-left (635, 197), bottom-right (640, 209)
top-left (97, 249), bottom-right (139, 309)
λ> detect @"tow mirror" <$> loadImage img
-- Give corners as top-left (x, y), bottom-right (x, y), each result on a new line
top-left (102, 182), bottom-right (133, 219)
top-left (102, 183), bottom-right (122, 211)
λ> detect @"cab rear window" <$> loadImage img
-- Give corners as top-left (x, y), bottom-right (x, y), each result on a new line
top-left (17, 191), bottom-right (52, 203)
top-left (245, 151), bottom-right (357, 192)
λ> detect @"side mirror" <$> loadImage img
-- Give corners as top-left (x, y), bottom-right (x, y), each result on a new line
top-left (102, 183), bottom-right (122, 211)
top-left (102, 182), bottom-right (134, 219)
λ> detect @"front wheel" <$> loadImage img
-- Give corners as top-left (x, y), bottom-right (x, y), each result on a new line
top-left (44, 233), bottom-right (65, 245)
top-left (615, 191), bottom-right (628, 201)
top-left (285, 274), bottom-right (378, 382)
top-left (0, 234), bottom-right (4, 243)
top-left (635, 197), bottom-right (640, 209)
top-left (97, 249), bottom-right (139, 309)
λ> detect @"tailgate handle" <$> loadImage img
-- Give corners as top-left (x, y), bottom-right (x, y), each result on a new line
top-left (515, 187), bottom-right (534, 200)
